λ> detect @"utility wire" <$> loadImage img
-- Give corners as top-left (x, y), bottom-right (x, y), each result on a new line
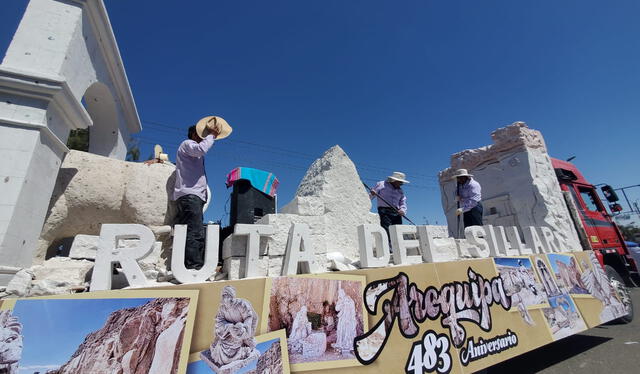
top-left (140, 119), bottom-right (440, 180)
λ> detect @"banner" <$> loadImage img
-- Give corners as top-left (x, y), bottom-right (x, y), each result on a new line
top-left (0, 251), bottom-right (627, 374)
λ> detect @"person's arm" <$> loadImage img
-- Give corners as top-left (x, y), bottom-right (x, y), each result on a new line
top-left (398, 193), bottom-right (407, 215)
top-left (182, 135), bottom-right (215, 158)
top-left (370, 181), bottom-right (384, 200)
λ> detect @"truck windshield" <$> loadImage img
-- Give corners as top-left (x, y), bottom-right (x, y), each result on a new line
top-left (579, 187), bottom-right (601, 212)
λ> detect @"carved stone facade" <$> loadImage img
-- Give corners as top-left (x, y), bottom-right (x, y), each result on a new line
top-left (256, 341), bottom-right (283, 374)
top-left (439, 122), bottom-right (583, 252)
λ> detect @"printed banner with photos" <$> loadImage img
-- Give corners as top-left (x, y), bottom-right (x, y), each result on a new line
top-left (1, 252), bottom-right (628, 374)
top-left (0, 289), bottom-right (198, 374)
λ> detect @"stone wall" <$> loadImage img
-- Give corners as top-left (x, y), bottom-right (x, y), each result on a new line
top-left (439, 122), bottom-right (583, 251)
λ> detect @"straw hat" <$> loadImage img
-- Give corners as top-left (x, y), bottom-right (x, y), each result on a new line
top-left (195, 116), bottom-right (232, 140)
top-left (387, 171), bottom-right (410, 184)
top-left (451, 168), bottom-right (473, 179)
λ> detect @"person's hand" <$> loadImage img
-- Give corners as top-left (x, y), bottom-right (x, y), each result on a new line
top-left (370, 189), bottom-right (378, 196)
top-left (210, 125), bottom-right (220, 139)
top-left (456, 208), bottom-right (463, 216)
top-left (399, 210), bottom-right (406, 216)
top-left (455, 196), bottom-right (460, 202)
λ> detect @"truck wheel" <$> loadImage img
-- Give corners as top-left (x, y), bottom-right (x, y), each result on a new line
top-left (605, 265), bottom-right (634, 324)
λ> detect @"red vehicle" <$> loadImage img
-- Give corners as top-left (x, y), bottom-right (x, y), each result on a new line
top-left (552, 158), bottom-right (637, 321)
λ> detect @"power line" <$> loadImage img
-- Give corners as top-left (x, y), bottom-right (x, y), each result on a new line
top-left (140, 119), bottom-right (440, 180)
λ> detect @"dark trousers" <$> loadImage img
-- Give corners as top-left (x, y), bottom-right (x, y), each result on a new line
top-left (378, 207), bottom-right (402, 245)
top-left (463, 203), bottom-right (483, 228)
top-left (175, 194), bottom-right (205, 269)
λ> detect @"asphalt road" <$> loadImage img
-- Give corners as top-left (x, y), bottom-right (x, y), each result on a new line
top-left (484, 288), bottom-right (640, 374)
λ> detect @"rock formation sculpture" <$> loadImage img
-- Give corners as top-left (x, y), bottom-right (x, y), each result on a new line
top-left (37, 150), bottom-right (177, 262)
top-left (0, 310), bottom-right (22, 374)
top-left (333, 288), bottom-right (357, 354)
top-left (223, 145), bottom-right (379, 279)
top-left (439, 122), bottom-right (583, 252)
top-left (202, 286), bottom-right (260, 374)
top-left (49, 298), bottom-right (189, 374)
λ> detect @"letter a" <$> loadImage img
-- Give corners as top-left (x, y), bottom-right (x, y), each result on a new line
top-left (283, 223), bottom-right (321, 275)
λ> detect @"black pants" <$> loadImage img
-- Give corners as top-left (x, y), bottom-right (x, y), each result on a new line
top-left (463, 203), bottom-right (483, 228)
top-left (175, 194), bottom-right (205, 269)
top-left (378, 207), bottom-right (402, 242)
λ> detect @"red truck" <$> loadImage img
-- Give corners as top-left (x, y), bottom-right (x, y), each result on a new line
top-left (552, 158), bottom-right (636, 322)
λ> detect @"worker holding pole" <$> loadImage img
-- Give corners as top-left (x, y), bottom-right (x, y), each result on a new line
top-left (369, 172), bottom-right (411, 242)
top-left (453, 169), bottom-right (483, 233)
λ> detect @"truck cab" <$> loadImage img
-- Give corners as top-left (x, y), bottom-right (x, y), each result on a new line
top-left (552, 158), bottom-right (639, 285)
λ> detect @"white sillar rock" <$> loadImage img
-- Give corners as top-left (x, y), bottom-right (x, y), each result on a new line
top-left (69, 234), bottom-right (164, 270)
top-left (37, 150), bottom-right (177, 263)
top-left (439, 122), bottom-right (582, 252)
top-left (222, 145), bottom-right (379, 278)
top-left (273, 145), bottom-right (379, 261)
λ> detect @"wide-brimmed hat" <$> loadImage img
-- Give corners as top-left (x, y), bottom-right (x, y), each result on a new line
top-left (195, 116), bottom-right (232, 140)
top-left (387, 171), bottom-right (410, 184)
top-left (451, 168), bottom-right (473, 179)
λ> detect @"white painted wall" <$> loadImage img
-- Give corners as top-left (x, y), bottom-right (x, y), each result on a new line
top-left (0, 0), bottom-right (141, 284)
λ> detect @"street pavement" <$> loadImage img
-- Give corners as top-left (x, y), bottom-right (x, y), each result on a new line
top-left (484, 288), bottom-right (640, 374)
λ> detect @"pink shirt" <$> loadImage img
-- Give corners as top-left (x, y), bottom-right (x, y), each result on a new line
top-left (173, 135), bottom-right (215, 201)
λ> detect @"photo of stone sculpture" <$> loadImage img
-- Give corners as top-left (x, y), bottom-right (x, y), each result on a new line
top-left (190, 334), bottom-right (287, 374)
top-left (579, 252), bottom-right (628, 322)
top-left (0, 310), bottom-right (22, 374)
top-left (541, 294), bottom-right (587, 340)
top-left (265, 275), bottom-right (365, 370)
top-left (547, 254), bottom-right (590, 295)
top-left (2, 296), bottom-right (192, 374)
top-left (494, 257), bottom-right (548, 325)
top-left (200, 286), bottom-right (261, 374)
top-left (534, 256), bottom-right (562, 297)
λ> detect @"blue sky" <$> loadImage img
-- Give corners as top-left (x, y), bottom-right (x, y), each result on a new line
top-left (547, 253), bottom-right (575, 274)
top-left (2, 0), bottom-right (639, 225)
top-left (494, 257), bottom-right (532, 269)
top-left (10, 298), bottom-right (153, 373)
top-left (187, 338), bottom-right (280, 374)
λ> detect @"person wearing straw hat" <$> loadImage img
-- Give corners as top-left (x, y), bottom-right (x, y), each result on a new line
top-left (452, 169), bottom-right (483, 228)
top-left (173, 116), bottom-right (232, 269)
top-left (370, 172), bottom-right (409, 243)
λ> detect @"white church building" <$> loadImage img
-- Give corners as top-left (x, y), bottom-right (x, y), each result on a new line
top-left (0, 0), bottom-right (141, 285)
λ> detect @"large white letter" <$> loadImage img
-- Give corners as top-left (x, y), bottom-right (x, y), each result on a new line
top-left (523, 226), bottom-right (546, 254)
top-left (91, 224), bottom-right (154, 291)
top-left (171, 224), bottom-right (219, 283)
top-left (505, 226), bottom-right (533, 255)
top-left (234, 224), bottom-right (275, 278)
top-left (282, 223), bottom-right (321, 275)
top-left (417, 225), bottom-right (458, 263)
top-left (464, 226), bottom-right (490, 258)
top-left (389, 225), bottom-right (421, 265)
top-left (540, 226), bottom-right (561, 253)
top-left (358, 224), bottom-right (391, 268)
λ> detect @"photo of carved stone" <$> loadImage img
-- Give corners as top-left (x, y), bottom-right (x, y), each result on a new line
top-left (494, 257), bottom-right (549, 325)
top-left (263, 274), bottom-right (366, 371)
top-left (187, 329), bottom-right (290, 374)
top-left (541, 294), bottom-right (587, 341)
top-left (547, 254), bottom-right (589, 295)
top-left (0, 310), bottom-right (22, 374)
top-left (200, 286), bottom-right (260, 374)
top-left (534, 256), bottom-right (562, 297)
top-left (0, 291), bottom-right (196, 374)
top-left (579, 252), bottom-right (628, 322)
